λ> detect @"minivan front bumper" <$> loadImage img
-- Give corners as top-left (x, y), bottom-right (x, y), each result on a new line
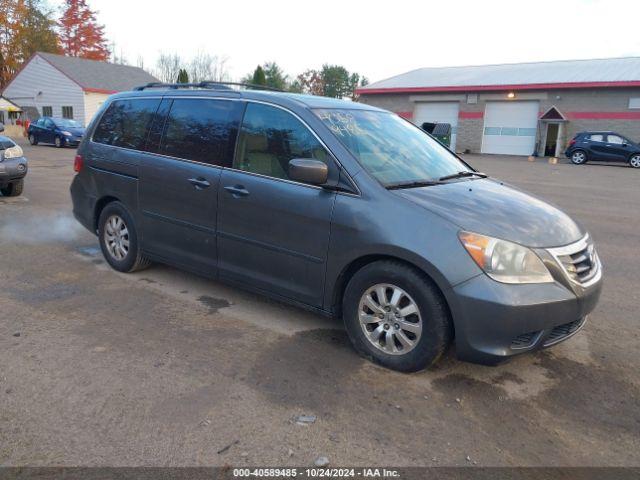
top-left (448, 264), bottom-right (602, 365)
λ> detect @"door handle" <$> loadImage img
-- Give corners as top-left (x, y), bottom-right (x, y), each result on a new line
top-left (188, 177), bottom-right (211, 190)
top-left (223, 185), bottom-right (250, 197)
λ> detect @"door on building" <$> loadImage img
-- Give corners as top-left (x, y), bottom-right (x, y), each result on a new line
top-left (413, 102), bottom-right (459, 150)
top-left (544, 123), bottom-right (559, 156)
top-left (481, 101), bottom-right (539, 155)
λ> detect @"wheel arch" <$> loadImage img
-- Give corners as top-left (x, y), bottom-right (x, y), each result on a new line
top-left (93, 195), bottom-right (120, 232)
top-left (330, 254), bottom-right (455, 337)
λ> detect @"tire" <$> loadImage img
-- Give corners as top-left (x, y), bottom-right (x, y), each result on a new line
top-left (571, 150), bottom-right (587, 165)
top-left (629, 153), bottom-right (640, 168)
top-left (342, 260), bottom-right (452, 372)
top-left (0, 179), bottom-right (24, 197)
top-left (28, 134), bottom-right (38, 145)
top-left (98, 201), bottom-right (151, 273)
top-left (54, 136), bottom-right (63, 148)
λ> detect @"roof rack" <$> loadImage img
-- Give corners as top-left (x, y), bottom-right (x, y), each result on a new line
top-left (133, 81), bottom-right (283, 92)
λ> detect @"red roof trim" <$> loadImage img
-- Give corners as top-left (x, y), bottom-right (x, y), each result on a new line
top-left (83, 87), bottom-right (117, 94)
top-left (357, 80), bottom-right (640, 95)
top-left (566, 111), bottom-right (640, 120)
top-left (459, 111), bottom-right (483, 119)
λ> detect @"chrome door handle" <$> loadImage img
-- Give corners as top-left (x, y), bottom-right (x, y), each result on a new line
top-left (223, 185), bottom-right (250, 197)
top-left (188, 177), bottom-right (211, 190)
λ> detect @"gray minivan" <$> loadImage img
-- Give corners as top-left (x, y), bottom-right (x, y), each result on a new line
top-left (70, 83), bottom-right (602, 372)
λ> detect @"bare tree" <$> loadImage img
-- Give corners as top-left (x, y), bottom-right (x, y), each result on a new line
top-left (188, 51), bottom-right (230, 83)
top-left (155, 52), bottom-right (182, 83)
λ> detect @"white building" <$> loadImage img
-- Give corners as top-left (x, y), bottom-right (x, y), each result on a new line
top-left (2, 52), bottom-right (158, 127)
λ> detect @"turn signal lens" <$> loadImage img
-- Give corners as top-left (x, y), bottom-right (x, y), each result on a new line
top-left (73, 154), bottom-right (84, 173)
top-left (458, 231), bottom-right (554, 284)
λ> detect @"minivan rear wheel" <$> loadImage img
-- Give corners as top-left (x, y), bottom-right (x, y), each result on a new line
top-left (342, 260), bottom-right (452, 372)
top-left (571, 150), bottom-right (587, 165)
top-left (98, 201), bottom-right (151, 273)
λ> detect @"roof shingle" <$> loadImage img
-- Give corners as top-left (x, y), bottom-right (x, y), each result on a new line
top-left (37, 52), bottom-right (158, 93)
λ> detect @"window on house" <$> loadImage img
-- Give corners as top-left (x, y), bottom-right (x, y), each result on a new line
top-left (629, 98), bottom-right (640, 109)
top-left (42, 106), bottom-right (53, 117)
top-left (62, 106), bottom-right (73, 119)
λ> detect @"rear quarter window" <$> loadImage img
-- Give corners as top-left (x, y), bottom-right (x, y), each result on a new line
top-left (92, 98), bottom-right (160, 150)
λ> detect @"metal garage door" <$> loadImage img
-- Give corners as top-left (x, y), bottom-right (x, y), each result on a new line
top-left (481, 101), bottom-right (539, 155)
top-left (413, 102), bottom-right (459, 150)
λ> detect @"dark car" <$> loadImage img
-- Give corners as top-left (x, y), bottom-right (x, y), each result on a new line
top-left (70, 83), bottom-right (603, 372)
top-left (565, 131), bottom-right (640, 168)
top-left (28, 117), bottom-right (85, 148)
top-left (0, 124), bottom-right (28, 196)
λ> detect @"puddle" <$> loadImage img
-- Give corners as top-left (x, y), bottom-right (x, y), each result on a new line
top-left (197, 295), bottom-right (231, 314)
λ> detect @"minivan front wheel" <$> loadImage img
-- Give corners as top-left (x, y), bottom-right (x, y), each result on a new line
top-left (343, 260), bottom-right (452, 372)
top-left (571, 150), bottom-right (587, 165)
top-left (98, 202), bottom-right (151, 273)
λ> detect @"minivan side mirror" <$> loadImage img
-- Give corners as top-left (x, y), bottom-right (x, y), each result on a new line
top-left (288, 158), bottom-right (328, 185)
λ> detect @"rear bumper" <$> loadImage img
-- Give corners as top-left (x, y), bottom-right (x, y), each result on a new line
top-left (449, 272), bottom-right (602, 364)
top-left (0, 157), bottom-right (28, 185)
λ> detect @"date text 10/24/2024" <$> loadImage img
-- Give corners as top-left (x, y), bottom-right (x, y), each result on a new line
top-left (233, 468), bottom-right (401, 478)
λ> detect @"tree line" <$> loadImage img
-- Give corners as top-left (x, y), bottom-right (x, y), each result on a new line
top-left (1, 0), bottom-right (369, 100)
top-left (0, 0), bottom-right (109, 88)
top-left (162, 58), bottom-right (369, 100)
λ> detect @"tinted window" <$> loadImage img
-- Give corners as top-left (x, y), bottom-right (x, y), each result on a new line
top-left (315, 108), bottom-right (469, 186)
top-left (589, 134), bottom-right (604, 142)
top-left (93, 99), bottom-right (160, 150)
top-left (608, 134), bottom-right (625, 144)
top-left (44, 119), bottom-right (55, 129)
top-left (235, 103), bottom-right (330, 181)
top-left (160, 99), bottom-right (239, 165)
top-left (62, 106), bottom-right (73, 119)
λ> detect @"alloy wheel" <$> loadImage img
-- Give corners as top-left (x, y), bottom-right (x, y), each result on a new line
top-left (104, 214), bottom-right (130, 261)
top-left (358, 283), bottom-right (422, 355)
top-left (630, 154), bottom-right (640, 168)
top-left (572, 151), bottom-right (586, 164)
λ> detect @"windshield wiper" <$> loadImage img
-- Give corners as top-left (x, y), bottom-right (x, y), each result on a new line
top-left (386, 180), bottom-right (442, 190)
top-left (438, 170), bottom-right (487, 182)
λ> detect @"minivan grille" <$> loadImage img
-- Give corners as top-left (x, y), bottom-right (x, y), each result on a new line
top-left (543, 318), bottom-right (584, 346)
top-left (548, 236), bottom-right (601, 287)
top-left (511, 331), bottom-right (540, 349)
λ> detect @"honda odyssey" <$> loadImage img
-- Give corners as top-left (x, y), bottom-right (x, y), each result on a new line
top-left (70, 83), bottom-right (603, 372)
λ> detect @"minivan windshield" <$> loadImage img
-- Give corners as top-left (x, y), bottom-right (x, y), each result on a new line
top-left (314, 109), bottom-right (471, 187)
top-left (54, 119), bottom-right (80, 128)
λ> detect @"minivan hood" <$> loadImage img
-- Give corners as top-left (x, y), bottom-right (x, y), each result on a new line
top-left (395, 178), bottom-right (584, 248)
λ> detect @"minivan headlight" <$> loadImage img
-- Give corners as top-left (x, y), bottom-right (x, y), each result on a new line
top-left (2, 144), bottom-right (23, 159)
top-left (458, 231), bottom-right (553, 284)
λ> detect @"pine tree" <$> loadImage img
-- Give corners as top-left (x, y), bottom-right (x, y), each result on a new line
top-left (251, 65), bottom-right (266, 86)
top-left (177, 68), bottom-right (189, 83)
top-left (59, 0), bottom-right (109, 60)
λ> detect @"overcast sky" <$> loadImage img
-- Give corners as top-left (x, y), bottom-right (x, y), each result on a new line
top-left (50, 0), bottom-right (640, 83)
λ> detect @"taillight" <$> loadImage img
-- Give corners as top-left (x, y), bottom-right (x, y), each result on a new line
top-left (569, 139), bottom-right (576, 147)
top-left (74, 154), bottom-right (84, 172)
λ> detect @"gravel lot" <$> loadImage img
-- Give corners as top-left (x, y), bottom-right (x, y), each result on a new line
top-left (1, 141), bottom-right (639, 467)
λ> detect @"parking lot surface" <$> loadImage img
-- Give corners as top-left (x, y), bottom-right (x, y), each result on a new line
top-left (1, 141), bottom-right (639, 466)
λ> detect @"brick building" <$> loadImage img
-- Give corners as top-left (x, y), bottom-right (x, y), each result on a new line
top-left (357, 57), bottom-right (640, 156)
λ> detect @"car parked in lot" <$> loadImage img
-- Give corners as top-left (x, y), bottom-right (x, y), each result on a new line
top-left (28, 117), bottom-right (85, 148)
top-left (565, 131), bottom-right (640, 168)
top-left (70, 83), bottom-right (603, 372)
top-left (0, 123), bottom-right (28, 196)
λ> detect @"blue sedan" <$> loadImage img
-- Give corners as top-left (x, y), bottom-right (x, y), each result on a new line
top-left (27, 117), bottom-right (85, 148)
